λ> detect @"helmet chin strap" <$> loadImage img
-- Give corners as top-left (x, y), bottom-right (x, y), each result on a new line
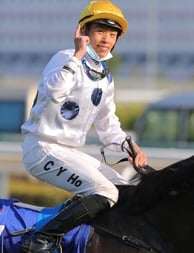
top-left (86, 44), bottom-right (113, 62)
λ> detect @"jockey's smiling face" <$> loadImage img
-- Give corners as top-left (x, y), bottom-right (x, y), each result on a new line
top-left (85, 23), bottom-right (118, 58)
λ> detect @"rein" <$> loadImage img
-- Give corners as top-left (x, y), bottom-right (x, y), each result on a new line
top-left (100, 136), bottom-right (155, 175)
top-left (98, 136), bottom-right (159, 252)
top-left (92, 224), bottom-right (159, 253)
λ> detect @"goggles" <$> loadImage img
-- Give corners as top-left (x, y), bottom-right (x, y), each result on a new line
top-left (82, 59), bottom-right (110, 81)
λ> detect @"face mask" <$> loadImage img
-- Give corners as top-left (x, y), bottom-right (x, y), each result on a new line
top-left (86, 44), bottom-right (113, 62)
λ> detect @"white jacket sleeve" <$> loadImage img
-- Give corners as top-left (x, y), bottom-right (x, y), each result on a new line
top-left (94, 79), bottom-right (126, 146)
top-left (42, 50), bottom-right (81, 102)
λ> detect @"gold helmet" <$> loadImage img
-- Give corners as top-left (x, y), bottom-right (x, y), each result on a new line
top-left (79, 1), bottom-right (128, 35)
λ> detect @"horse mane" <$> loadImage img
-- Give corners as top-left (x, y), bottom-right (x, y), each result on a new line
top-left (115, 156), bottom-right (194, 214)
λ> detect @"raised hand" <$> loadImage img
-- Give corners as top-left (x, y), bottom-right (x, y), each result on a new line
top-left (74, 25), bottom-right (90, 60)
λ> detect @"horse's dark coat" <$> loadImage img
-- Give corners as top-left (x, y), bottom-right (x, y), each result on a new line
top-left (87, 156), bottom-right (194, 253)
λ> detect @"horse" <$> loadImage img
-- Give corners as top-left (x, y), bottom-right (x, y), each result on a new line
top-left (87, 155), bottom-right (194, 253)
top-left (1, 155), bottom-right (194, 253)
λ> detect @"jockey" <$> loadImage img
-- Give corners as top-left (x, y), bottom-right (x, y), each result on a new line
top-left (21, 1), bottom-right (147, 252)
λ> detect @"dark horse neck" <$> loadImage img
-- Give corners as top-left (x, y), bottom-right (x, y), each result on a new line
top-left (87, 156), bottom-right (194, 253)
top-left (116, 156), bottom-right (194, 214)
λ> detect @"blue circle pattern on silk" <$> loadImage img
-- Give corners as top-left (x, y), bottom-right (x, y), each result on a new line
top-left (91, 88), bottom-right (102, 106)
top-left (60, 88), bottom-right (102, 120)
top-left (60, 101), bottom-right (79, 120)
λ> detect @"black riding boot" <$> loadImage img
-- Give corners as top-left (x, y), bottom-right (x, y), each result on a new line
top-left (21, 194), bottom-right (110, 253)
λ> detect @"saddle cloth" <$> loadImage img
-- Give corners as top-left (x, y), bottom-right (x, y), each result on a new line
top-left (0, 198), bottom-right (91, 253)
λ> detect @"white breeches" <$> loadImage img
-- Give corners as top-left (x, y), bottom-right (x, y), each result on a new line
top-left (22, 134), bottom-right (134, 207)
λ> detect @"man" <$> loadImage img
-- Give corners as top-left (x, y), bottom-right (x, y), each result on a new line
top-left (21, 1), bottom-right (147, 252)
